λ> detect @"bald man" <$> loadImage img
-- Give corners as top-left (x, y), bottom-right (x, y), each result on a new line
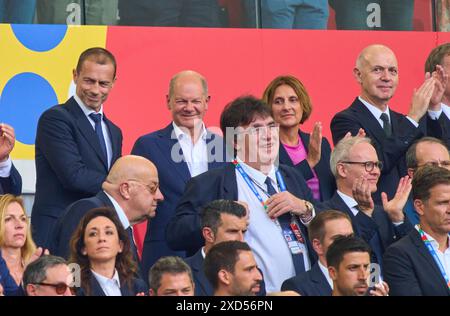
top-left (50, 155), bottom-right (164, 267)
top-left (331, 44), bottom-right (446, 203)
top-left (131, 70), bottom-right (225, 278)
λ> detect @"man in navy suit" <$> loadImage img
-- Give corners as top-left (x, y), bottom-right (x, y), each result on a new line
top-left (51, 155), bottom-right (164, 265)
top-left (185, 199), bottom-right (249, 296)
top-left (282, 210), bottom-right (354, 296)
top-left (404, 137), bottom-right (450, 225)
top-left (331, 44), bottom-right (446, 203)
top-left (383, 165), bottom-right (450, 296)
top-left (131, 70), bottom-right (225, 279)
top-left (167, 96), bottom-right (318, 292)
top-left (0, 124), bottom-right (21, 195)
top-left (319, 136), bottom-right (412, 272)
top-left (32, 47), bottom-right (123, 248)
top-left (424, 43), bottom-right (450, 150)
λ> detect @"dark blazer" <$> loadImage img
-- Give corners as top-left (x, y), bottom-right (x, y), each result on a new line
top-left (0, 251), bottom-right (21, 296)
top-left (32, 97), bottom-right (122, 248)
top-left (330, 97), bottom-right (427, 203)
top-left (131, 123), bottom-right (225, 279)
top-left (0, 163), bottom-right (22, 195)
top-left (281, 262), bottom-right (332, 296)
top-left (77, 274), bottom-right (148, 296)
top-left (428, 111), bottom-right (450, 150)
top-left (166, 162), bottom-right (318, 262)
top-left (51, 191), bottom-right (114, 259)
top-left (318, 192), bottom-right (412, 269)
top-left (184, 249), bottom-right (213, 296)
top-left (278, 130), bottom-right (335, 201)
top-left (383, 229), bottom-right (450, 296)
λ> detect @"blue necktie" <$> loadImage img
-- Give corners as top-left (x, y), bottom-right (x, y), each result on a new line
top-left (264, 177), bottom-right (306, 274)
top-left (89, 113), bottom-right (108, 162)
top-left (380, 113), bottom-right (392, 137)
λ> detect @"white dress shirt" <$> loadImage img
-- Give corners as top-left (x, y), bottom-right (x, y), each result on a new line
top-left (236, 159), bottom-right (311, 292)
top-left (74, 94), bottom-right (113, 169)
top-left (91, 269), bottom-right (122, 296)
top-left (172, 122), bottom-right (208, 177)
top-left (104, 191), bottom-right (130, 230)
top-left (0, 158), bottom-right (12, 177)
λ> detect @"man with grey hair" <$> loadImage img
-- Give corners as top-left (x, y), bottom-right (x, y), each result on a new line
top-left (148, 256), bottom-right (194, 296)
top-left (319, 135), bottom-right (412, 274)
top-left (331, 44), bottom-right (446, 204)
top-left (131, 70), bottom-right (225, 279)
top-left (23, 255), bottom-right (73, 296)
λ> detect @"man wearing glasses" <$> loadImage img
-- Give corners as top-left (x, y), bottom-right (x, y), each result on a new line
top-left (167, 96), bottom-right (317, 292)
top-left (318, 136), bottom-right (413, 275)
top-left (23, 255), bottom-right (74, 296)
top-left (51, 155), bottom-right (164, 278)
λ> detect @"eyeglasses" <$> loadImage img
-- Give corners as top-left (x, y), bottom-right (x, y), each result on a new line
top-left (127, 179), bottom-right (159, 194)
top-left (340, 161), bottom-right (384, 172)
top-left (417, 160), bottom-right (450, 169)
top-left (35, 282), bottom-right (71, 295)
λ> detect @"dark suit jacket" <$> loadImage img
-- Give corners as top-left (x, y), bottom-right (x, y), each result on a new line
top-left (318, 192), bottom-right (412, 268)
top-left (281, 262), bottom-right (332, 296)
top-left (0, 250), bottom-right (21, 296)
top-left (0, 163), bottom-right (22, 195)
top-left (278, 130), bottom-right (335, 202)
top-left (330, 97), bottom-right (428, 203)
top-left (131, 123), bottom-right (225, 278)
top-left (429, 110), bottom-right (450, 149)
top-left (166, 162), bottom-right (318, 263)
top-left (184, 249), bottom-right (213, 296)
top-left (32, 97), bottom-right (122, 248)
top-left (77, 274), bottom-right (148, 296)
top-left (383, 229), bottom-right (450, 296)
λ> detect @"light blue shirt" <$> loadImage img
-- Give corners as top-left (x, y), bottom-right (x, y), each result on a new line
top-left (103, 191), bottom-right (130, 230)
top-left (91, 269), bottom-right (121, 296)
top-left (0, 158), bottom-right (12, 177)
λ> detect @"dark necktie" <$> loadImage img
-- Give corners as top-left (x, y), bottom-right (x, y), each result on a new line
top-left (126, 226), bottom-right (139, 264)
top-left (380, 113), bottom-right (392, 137)
top-left (89, 113), bottom-right (108, 162)
top-left (264, 177), bottom-right (306, 274)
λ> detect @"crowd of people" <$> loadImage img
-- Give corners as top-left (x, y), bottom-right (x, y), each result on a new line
top-left (0, 41), bottom-right (449, 296)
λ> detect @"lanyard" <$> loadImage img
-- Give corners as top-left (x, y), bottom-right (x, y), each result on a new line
top-left (417, 226), bottom-right (450, 290)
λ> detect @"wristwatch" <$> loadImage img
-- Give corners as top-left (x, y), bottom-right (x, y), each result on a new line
top-left (299, 200), bottom-right (314, 222)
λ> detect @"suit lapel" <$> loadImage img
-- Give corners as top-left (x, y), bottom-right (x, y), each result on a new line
top-left (350, 99), bottom-right (386, 145)
top-left (329, 193), bottom-right (363, 236)
top-left (65, 97), bottom-right (108, 170)
top-left (191, 250), bottom-right (213, 295)
top-left (222, 163), bottom-right (239, 200)
top-left (206, 131), bottom-right (226, 170)
top-left (89, 276), bottom-right (106, 296)
top-left (103, 115), bottom-right (121, 163)
top-left (310, 263), bottom-right (332, 295)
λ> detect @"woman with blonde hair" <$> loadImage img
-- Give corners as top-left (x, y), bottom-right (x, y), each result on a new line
top-left (263, 75), bottom-right (335, 201)
top-left (0, 194), bottom-right (39, 295)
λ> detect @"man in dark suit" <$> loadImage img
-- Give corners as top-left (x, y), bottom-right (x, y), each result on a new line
top-left (131, 70), bottom-right (225, 279)
top-left (424, 43), bottom-right (450, 150)
top-left (383, 165), bottom-right (450, 296)
top-left (331, 44), bottom-right (445, 203)
top-left (0, 124), bottom-right (21, 195)
top-left (51, 155), bottom-right (164, 266)
top-left (319, 136), bottom-right (412, 272)
top-left (32, 47), bottom-right (122, 248)
top-left (405, 137), bottom-right (450, 226)
top-left (185, 199), bottom-right (249, 296)
top-left (282, 210), bottom-right (354, 296)
top-left (167, 96), bottom-right (318, 292)
top-left (204, 241), bottom-right (263, 296)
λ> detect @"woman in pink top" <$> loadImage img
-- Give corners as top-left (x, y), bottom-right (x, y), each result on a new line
top-left (262, 75), bottom-right (335, 202)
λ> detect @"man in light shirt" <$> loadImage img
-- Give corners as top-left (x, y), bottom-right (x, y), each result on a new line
top-left (282, 210), bottom-right (354, 295)
top-left (132, 70), bottom-right (225, 279)
top-left (0, 123), bottom-right (21, 195)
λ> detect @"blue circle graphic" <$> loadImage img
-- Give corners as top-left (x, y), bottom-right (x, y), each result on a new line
top-left (0, 73), bottom-right (58, 145)
top-left (11, 24), bottom-right (67, 52)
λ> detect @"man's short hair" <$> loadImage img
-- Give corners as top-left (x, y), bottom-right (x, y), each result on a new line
top-left (23, 255), bottom-right (68, 289)
top-left (148, 256), bottom-right (193, 292)
top-left (326, 236), bottom-right (371, 269)
top-left (425, 43), bottom-right (450, 73)
top-left (220, 95), bottom-right (272, 145)
top-left (204, 240), bottom-right (251, 290)
top-left (168, 70), bottom-right (208, 99)
top-left (76, 47), bottom-right (117, 78)
top-left (330, 136), bottom-right (372, 177)
top-left (200, 199), bottom-right (247, 234)
top-left (405, 137), bottom-right (448, 169)
top-left (308, 210), bottom-right (352, 243)
top-left (412, 165), bottom-right (450, 201)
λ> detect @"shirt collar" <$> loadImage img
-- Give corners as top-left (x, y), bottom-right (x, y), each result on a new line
top-left (236, 157), bottom-right (277, 188)
top-left (318, 261), bottom-right (333, 289)
top-left (337, 190), bottom-right (359, 216)
top-left (172, 121), bottom-right (207, 142)
top-left (358, 96), bottom-right (390, 120)
top-left (74, 93), bottom-right (104, 117)
top-left (415, 225), bottom-right (450, 252)
top-left (104, 191), bottom-right (130, 229)
top-left (91, 269), bottom-right (121, 288)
